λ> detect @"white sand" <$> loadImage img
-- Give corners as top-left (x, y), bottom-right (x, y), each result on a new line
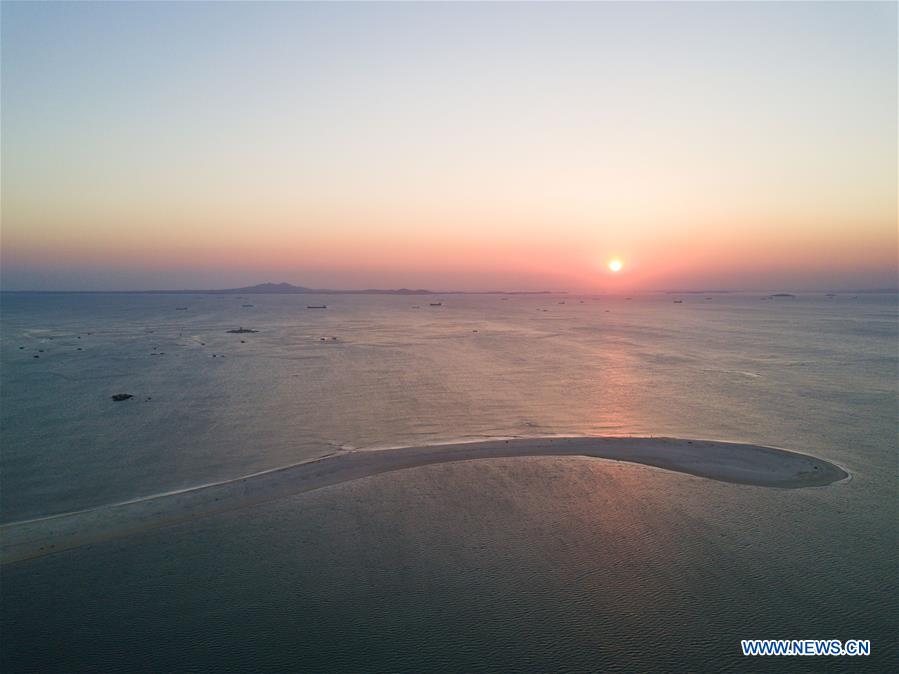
top-left (1, 436), bottom-right (847, 564)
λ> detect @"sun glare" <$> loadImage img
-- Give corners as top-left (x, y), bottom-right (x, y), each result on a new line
top-left (608, 259), bottom-right (623, 273)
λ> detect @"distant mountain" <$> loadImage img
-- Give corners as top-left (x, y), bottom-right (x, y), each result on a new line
top-left (205, 282), bottom-right (440, 295)
top-left (198, 282), bottom-right (561, 295)
top-left (225, 282), bottom-right (314, 293)
top-left (4, 282), bottom-right (556, 295)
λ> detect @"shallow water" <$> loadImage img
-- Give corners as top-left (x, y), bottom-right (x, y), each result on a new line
top-left (1, 292), bottom-right (897, 671)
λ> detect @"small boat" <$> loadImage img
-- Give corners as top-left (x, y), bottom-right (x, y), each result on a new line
top-left (307, 305), bottom-right (327, 309)
top-left (175, 307), bottom-right (188, 310)
top-left (673, 300), bottom-right (683, 303)
top-left (242, 303), bottom-right (254, 307)
top-left (430, 302), bottom-right (442, 306)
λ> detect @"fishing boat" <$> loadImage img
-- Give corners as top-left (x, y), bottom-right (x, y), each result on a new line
top-left (307, 304), bottom-right (327, 309)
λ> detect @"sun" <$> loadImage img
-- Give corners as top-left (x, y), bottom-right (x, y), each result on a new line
top-left (608, 259), bottom-right (623, 272)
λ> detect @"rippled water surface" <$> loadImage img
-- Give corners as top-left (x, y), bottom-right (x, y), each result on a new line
top-left (1, 292), bottom-right (896, 671)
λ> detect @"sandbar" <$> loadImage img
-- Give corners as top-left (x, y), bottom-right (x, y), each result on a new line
top-left (1, 436), bottom-right (848, 564)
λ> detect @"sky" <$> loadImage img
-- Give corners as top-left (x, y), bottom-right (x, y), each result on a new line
top-left (2, 1), bottom-right (896, 292)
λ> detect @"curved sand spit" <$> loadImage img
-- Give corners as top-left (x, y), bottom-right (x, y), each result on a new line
top-left (1, 436), bottom-right (847, 564)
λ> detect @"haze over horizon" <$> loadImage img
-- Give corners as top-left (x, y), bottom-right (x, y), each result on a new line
top-left (2, 279), bottom-right (897, 295)
top-left (2, 2), bottom-right (896, 292)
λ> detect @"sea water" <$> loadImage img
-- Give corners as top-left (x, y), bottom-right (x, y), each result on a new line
top-left (1, 292), bottom-right (896, 671)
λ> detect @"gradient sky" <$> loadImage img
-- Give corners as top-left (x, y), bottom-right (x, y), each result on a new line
top-left (2, 1), bottom-right (896, 291)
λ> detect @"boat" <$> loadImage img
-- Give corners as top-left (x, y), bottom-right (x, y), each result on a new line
top-left (673, 300), bottom-right (683, 303)
top-left (307, 305), bottom-right (327, 309)
top-left (430, 302), bottom-right (442, 306)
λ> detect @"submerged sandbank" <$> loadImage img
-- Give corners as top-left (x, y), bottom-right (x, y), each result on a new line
top-left (1, 437), bottom-right (847, 564)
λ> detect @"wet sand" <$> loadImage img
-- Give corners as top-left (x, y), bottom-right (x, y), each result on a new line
top-left (1, 436), bottom-right (848, 564)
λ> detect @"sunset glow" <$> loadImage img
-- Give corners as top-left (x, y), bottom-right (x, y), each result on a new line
top-left (0, 4), bottom-right (896, 669)
top-left (1, 2), bottom-right (895, 291)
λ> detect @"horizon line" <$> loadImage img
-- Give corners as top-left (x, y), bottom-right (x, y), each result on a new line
top-left (1, 282), bottom-right (896, 296)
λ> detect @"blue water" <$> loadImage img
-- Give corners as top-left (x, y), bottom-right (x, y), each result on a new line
top-left (1, 292), bottom-right (896, 671)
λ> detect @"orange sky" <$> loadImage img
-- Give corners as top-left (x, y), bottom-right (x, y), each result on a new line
top-left (2, 2), bottom-right (896, 291)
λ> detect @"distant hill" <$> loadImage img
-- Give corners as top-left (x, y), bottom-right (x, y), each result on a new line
top-left (153, 282), bottom-right (554, 295)
top-left (4, 282), bottom-right (556, 295)
top-left (209, 282), bottom-right (437, 295)
top-left (226, 282), bottom-right (315, 293)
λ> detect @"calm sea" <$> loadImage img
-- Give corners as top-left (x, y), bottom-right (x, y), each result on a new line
top-left (1, 292), bottom-right (896, 671)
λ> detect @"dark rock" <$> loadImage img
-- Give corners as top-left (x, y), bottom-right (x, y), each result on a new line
top-left (111, 394), bottom-right (134, 401)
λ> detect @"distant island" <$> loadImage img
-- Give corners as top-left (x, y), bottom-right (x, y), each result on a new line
top-left (4, 282), bottom-right (558, 296)
top-left (4, 282), bottom-right (896, 295)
